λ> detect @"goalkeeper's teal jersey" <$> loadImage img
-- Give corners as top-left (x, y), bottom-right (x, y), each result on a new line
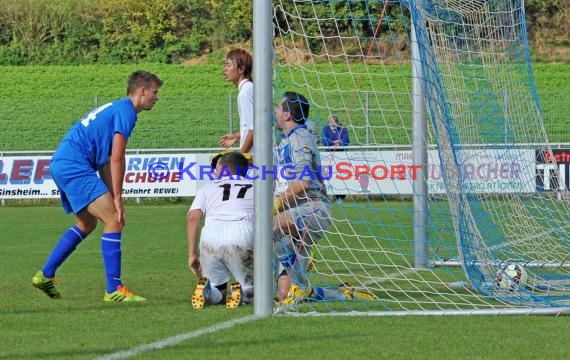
top-left (275, 124), bottom-right (328, 203)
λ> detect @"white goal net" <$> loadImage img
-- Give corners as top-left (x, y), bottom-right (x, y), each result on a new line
top-left (270, 0), bottom-right (570, 315)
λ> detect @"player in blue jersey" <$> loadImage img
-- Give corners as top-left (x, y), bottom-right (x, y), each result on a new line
top-left (32, 70), bottom-right (163, 302)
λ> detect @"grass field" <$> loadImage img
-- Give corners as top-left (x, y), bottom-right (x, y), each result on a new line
top-left (2, 58), bottom-right (570, 359)
top-left (0, 63), bottom-right (569, 151)
top-left (2, 204), bottom-right (570, 359)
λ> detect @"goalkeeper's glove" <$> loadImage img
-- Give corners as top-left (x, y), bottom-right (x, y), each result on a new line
top-left (272, 197), bottom-right (284, 215)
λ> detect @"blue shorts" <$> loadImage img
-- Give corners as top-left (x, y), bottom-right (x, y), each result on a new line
top-left (50, 159), bottom-right (109, 214)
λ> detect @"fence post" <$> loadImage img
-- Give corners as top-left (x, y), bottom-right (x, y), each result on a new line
top-left (229, 93), bottom-right (234, 133)
top-left (365, 91), bottom-right (370, 145)
top-left (135, 150), bottom-right (141, 204)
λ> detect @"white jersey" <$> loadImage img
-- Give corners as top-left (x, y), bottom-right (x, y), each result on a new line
top-left (237, 79), bottom-right (254, 152)
top-left (189, 176), bottom-right (254, 226)
top-left (189, 176), bottom-right (255, 294)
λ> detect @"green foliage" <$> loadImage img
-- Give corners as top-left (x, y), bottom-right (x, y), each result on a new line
top-left (526, 0), bottom-right (562, 20)
top-left (221, 0), bottom-right (253, 44)
top-left (274, 1), bottom-right (406, 55)
top-left (0, 0), bottom-right (253, 65)
top-left (0, 0), bottom-right (566, 65)
top-left (525, 0), bottom-right (564, 37)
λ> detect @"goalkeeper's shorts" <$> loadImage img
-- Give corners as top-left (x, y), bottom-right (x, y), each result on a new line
top-left (282, 199), bottom-right (332, 245)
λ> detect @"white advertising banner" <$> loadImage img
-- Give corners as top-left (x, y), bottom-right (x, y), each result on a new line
top-left (0, 153), bottom-right (213, 199)
top-left (320, 149), bottom-right (536, 195)
top-left (0, 149), bottom-right (536, 199)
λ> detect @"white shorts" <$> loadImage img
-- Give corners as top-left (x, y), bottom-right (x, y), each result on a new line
top-left (199, 220), bottom-right (254, 301)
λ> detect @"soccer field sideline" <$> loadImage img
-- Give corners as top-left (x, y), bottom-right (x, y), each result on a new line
top-left (97, 315), bottom-right (258, 359)
top-left (95, 267), bottom-right (417, 358)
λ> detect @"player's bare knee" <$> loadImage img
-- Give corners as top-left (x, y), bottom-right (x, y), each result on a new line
top-left (76, 213), bottom-right (98, 234)
top-left (77, 220), bottom-right (97, 235)
top-left (99, 210), bottom-right (122, 232)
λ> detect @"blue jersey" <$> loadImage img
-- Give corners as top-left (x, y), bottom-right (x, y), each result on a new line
top-left (52, 98), bottom-right (137, 170)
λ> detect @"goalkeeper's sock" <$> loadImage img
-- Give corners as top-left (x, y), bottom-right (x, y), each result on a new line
top-left (275, 236), bottom-right (296, 270)
top-left (101, 232), bottom-right (122, 293)
top-left (310, 286), bottom-right (347, 301)
top-left (42, 226), bottom-right (86, 277)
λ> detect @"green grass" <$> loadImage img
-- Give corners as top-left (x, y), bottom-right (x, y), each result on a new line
top-left (0, 63), bottom-right (569, 151)
top-left (2, 204), bottom-right (570, 359)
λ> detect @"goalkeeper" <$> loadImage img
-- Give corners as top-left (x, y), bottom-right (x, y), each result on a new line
top-left (272, 92), bottom-right (374, 306)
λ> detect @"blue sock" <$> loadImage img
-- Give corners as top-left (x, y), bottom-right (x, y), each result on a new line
top-left (101, 232), bottom-right (122, 293)
top-left (310, 286), bottom-right (347, 301)
top-left (311, 286), bottom-right (326, 301)
top-left (42, 226), bottom-right (86, 277)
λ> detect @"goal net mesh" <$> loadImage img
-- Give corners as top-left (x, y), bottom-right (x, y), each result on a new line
top-left (271, 0), bottom-right (570, 314)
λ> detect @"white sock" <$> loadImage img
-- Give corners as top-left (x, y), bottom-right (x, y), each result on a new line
top-left (207, 285), bottom-right (223, 304)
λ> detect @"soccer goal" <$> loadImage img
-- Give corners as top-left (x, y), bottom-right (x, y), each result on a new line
top-left (263, 0), bottom-right (570, 315)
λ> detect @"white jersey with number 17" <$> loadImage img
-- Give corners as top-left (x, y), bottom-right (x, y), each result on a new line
top-left (189, 176), bottom-right (254, 226)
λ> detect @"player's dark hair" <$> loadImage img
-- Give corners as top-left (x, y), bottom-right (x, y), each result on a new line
top-left (127, 70), bottom-right (163, 95)
top-left (210, 151), bottom-right (229, 169)
top-left (226, 49), bottom-right (253, 82)
top-left (283, 91), bottom-right (309, 124)
top-left (218, 152), bottom-right (249, 177)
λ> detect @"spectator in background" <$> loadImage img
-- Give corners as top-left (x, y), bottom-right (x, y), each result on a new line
top-left (322, 115), bottom-right (349, 149)
top-left (321, 115), bottom-right (350, 203)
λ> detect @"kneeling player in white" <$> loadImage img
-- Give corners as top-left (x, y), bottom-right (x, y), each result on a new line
top-left (186, 152), bottom-right (254, 309)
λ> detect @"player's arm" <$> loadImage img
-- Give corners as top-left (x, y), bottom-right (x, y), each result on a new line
top-left (186, 209), bottom-right (203, 277)
top-left (274, 144), bottom-right (314, 212)
top-left (340, 127), bottom-right (350, 146)
top-left (277, 179), bottom-right (310, 210)
top-left (238, 87), bottom-right (254, 153)
top-left (240, 130), bottom-right (254, 153)
top-left (109, 132), bottom-right (127, 225)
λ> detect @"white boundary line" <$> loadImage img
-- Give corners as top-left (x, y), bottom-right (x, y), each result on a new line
top-left (96, 315), bottom-right (259, 360)
top-left (95, 270), bottom-right (411, 359)
top-left (94, 274), bottom-right (397, 360)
